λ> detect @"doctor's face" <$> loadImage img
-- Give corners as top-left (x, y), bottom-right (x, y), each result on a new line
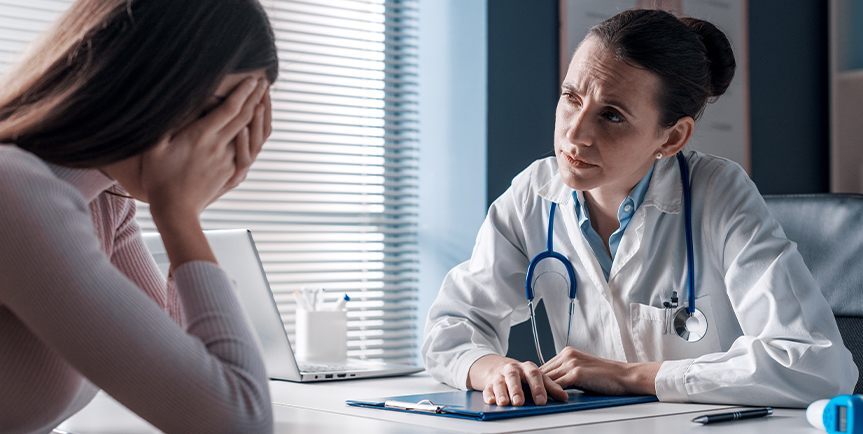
top-left (554, 37), bottom-right (672, 195)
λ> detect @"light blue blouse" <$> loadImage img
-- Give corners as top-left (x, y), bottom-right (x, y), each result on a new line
top-left (573, 165), bottom-right (654, 280)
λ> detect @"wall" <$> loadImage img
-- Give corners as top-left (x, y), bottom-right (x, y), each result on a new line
top-left (749, 0), bottom-right (830, 194)
top-left (416, 0), bottom-right (488, 360)
top-left (487, 0), bottom-right (561, 207)
top-left (486, 1), bottom-right (830, 201)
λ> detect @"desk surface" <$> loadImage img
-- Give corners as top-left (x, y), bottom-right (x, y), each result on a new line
top-left (59, 373), bottom-right (822, 434)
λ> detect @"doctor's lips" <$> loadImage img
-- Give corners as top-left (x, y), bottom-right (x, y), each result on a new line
top-left (562, 153), bottom-right (596, 168)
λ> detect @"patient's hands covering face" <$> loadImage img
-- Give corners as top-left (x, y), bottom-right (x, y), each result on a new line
top-left (140, 73), bottom-right (271, 218)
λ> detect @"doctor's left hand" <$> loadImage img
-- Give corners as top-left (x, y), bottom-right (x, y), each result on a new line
top-left (539, 346), bottom-right (662, 396)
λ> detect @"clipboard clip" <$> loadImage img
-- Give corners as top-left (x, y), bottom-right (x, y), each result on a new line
top-left (384, 399), bottom-right (446, 414)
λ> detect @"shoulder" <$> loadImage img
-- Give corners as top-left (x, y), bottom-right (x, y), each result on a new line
top-left (0, 145), bottom-right (58, 183)
top-left (683, 151), bottom-right (773, 240)
top-left (686, 150), bottom-right (751, 190)
top-left (509, 156), bottom-right (559, 197)
top-left (0, 145), bottom-right (90, 221)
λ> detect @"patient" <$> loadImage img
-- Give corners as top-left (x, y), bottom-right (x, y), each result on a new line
top-left (0, 0), bottom-right (277, 432)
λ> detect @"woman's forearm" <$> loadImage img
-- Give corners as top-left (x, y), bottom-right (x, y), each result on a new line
top-left (150, 208), bottom-right (216, 273)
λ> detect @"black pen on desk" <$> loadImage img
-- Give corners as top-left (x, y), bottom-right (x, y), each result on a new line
top-left (692, 407), bottom-right (773, 424)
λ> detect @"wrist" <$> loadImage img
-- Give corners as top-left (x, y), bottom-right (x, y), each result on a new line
top-left (149, 199), bottom-right (200, 225)
top-left (150, 214), bottom-right (216, 273)
top-left (623, 361), bottom-right (661, 395)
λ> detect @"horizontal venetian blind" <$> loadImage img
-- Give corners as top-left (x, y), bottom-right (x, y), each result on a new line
top-left (0, 0), bottom-right (419, 364)
top-left (134, 0), bottom-right (421, 363)
top-left (0, 0), bottom-right (71, 74)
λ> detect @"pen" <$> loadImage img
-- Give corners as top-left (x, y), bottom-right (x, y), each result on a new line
top-left (331, 294), bottom-right (350, 311)
top-left (692, 407), bottom-right (773, 424)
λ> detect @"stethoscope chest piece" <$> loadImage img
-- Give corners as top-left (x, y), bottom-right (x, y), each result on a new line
top-left (673, 307), bottom-right (707, 342)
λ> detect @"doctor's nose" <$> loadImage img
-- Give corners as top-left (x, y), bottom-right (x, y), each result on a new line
top-left (564, 111), bottom-right (592, 146)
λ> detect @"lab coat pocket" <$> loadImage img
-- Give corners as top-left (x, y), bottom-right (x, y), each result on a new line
top-left (629, 295), bottom-right (721, 362)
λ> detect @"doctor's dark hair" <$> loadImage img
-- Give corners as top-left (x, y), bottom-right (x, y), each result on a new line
top-left (0, 0), bottom-right (278, 168)
top-left (586, 9), bottom-right (736, 128)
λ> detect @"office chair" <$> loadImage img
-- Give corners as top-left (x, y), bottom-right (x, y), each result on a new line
top-left (508, 194), bottom-right (863, 394)
top-left (764, 193), bottom-right (863, 394)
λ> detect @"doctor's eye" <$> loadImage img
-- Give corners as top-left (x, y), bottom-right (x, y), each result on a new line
top-left (561, 92), bottom-right (582, 109)
top-left (602, 110), bottom-right (624, 123)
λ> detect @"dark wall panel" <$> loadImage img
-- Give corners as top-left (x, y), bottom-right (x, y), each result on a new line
top-left (749, 1), bottom-right (829, 194)
top-left (487, 0), bottom-right (560, 207)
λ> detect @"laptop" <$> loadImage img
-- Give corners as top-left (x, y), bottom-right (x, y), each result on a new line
top-left (142, 229), bottom-right (423, 382)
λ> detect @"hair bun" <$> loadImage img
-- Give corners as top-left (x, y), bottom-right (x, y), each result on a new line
top-left (679, 17), bottom-right (735, 98)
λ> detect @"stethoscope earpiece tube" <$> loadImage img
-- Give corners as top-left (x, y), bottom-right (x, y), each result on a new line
top-left (674, 152), bottom-right (705, 342)
top-left (676, 152), bottom-right (696, 317)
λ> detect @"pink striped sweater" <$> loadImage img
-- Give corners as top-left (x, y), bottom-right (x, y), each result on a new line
top-left (0, 145), bottom-right (272, 433)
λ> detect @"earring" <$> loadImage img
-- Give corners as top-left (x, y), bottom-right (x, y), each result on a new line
top-left (655, 152), bottom-right (663, 159)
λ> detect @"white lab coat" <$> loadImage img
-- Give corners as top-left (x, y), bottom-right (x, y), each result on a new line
top-left (422, 151), bottom-right (857, 407)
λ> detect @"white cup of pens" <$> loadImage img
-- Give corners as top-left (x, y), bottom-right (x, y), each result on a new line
top-left (294, 288), bottom-right (350, 362)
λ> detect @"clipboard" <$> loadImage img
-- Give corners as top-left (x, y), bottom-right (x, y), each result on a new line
top-left (346, 390), bottom-right (658, 421)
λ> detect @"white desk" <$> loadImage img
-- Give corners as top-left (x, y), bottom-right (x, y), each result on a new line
top-left (60, 373), bottom-right (822, 434)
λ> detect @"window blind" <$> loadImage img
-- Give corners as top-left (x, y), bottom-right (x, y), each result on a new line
top-left (135, 0), bottom-right (421, 363)
top-left (0, 0), bottom-right (70, 74)
top-left (0, 0), bottom-right (420, 364)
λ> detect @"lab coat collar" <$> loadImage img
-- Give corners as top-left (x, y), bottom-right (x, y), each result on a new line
top-left (641, 152), bottom-right (684, 215)
top-left (537, 151), bottom-right (685, 215)
top-left (537, 168), bottom-right (575, 206)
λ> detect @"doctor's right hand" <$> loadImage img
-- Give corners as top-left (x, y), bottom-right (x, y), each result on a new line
top-left (467, 354), bottom-right (568, 406)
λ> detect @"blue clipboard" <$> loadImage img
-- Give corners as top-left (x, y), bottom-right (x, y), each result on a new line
top-left (346, 390), bottom-right (658, 421)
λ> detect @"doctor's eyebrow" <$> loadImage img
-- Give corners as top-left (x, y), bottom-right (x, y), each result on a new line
top-left (560, 83), bottom-right (634, 118)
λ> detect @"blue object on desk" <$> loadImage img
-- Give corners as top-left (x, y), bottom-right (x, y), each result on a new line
top-left (808, 395), bottom-right (863, 433)
top-left (347, 390), bottom-right (658, 421)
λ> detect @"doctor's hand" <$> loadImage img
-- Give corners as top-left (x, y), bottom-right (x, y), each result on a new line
top-left (467, 354), bottom-right (568, 406)
top-left (539, 346), bottom-right (662, 396)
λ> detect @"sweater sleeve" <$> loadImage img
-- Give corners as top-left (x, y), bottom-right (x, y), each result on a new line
top-left (105, 192), bottom-right (185, 325)
top-left (0, 162), bottom-right (271, 432)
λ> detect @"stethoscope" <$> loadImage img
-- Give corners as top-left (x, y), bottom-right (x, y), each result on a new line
top-left (524, 152), bottom-right (707, 365)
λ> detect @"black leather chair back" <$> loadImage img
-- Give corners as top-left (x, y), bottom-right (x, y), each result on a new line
top-left (764, 194), bottom-right (863, 394)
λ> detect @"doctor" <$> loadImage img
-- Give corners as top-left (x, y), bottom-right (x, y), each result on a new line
top-left (422, 9), bottom-right (857, 408)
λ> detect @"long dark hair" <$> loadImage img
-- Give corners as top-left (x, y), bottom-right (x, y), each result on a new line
top-left (587, 9), bottom-right (736, 128)
top-left (0, 0), bottom-right (278, 167)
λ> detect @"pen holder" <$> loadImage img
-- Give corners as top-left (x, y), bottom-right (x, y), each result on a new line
top-left (295, 309), bottom-right (348, 362)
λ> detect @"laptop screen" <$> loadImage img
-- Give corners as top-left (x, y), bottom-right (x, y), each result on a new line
top-left (142, 229), bottom-right (303, 381)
